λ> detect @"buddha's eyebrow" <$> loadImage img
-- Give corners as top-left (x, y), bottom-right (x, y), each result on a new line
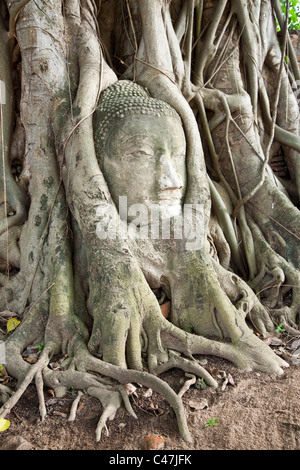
top-left (121, 134), bottom-right (160, 149)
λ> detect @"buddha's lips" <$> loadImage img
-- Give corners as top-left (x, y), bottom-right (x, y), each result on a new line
top-left (161, 186), bottom-right (183, 191)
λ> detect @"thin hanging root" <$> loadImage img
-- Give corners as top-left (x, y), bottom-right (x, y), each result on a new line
top-left (0, 348), bottom-right (50, 420)
top-left (68, 391), bottom-right (84, 422)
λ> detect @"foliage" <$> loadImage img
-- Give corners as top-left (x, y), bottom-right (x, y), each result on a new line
top-left (279, 0), bottom-right (300, 30)
top-left (205, 418), bottom-right (219, 428)
top-left (275, 323), bottom-right (286, 334)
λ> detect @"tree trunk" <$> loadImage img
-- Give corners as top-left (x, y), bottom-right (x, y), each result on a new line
top-left (0, 0), bottom-right (299, 442)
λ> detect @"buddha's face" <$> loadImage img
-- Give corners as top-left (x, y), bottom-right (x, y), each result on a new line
top-left (102, 115), bottom-right (187, 223)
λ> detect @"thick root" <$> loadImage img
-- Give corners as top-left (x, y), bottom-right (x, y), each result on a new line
top-left (74, 341), bottom-right (193, 442)
top-left (0, 348), bottom-right (51, 420)
top-left (211, 258), bottom-right (275, 336)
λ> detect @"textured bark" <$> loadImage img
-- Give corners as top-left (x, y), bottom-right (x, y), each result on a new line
top-left (0, 0), bottom-right (299, 442)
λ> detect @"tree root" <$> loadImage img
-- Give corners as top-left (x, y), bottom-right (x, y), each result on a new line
top-left (248, 219), bottom-right (300, 329)
top-left (74, 341), bottom-right (193, 442)
top-left (178, 373), bottom-right (196, 398)
top-left (0, 322), bottom-right (193, 442)
top-left (68, 390), bottom-right (83, 422)
top-left (211, 258), bottom-right (275, 336)
top-left (151, 350), bottom-right (218, 388)
top-left (0, 385), bottom-right (13, 405)
top-left (0, 347), bottom-right (50, 420)
top-left (86, 385), bottom-right (137, 442)
top-left (0, 267), bottom-right (291, 445)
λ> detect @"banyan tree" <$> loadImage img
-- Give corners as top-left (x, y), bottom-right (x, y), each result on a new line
top-left (0, 0), bottom-right (299, 442)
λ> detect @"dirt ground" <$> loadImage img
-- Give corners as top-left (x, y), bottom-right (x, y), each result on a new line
top-left (1, 339), bottom-right (300, 452)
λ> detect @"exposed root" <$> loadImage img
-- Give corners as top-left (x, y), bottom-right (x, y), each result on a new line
top-left (211, 258), bottom-right (275, 336)
top-left (75, 341), bottom-right (193, 442)
top-left (178, 373), bottom-right (196, 398)
top-left (117, 385), bottom-right (138, 419)
top-left (35, 369), bottom-right (47, 422)
top-left (0, 0), bottom-right (299, 448)
top-left (272, 307), bottom-right (300, 336)
top-left (87, 385), bottom-right (123, 442)
top-left (0, 347), bottom-right (50, 420)
top-left (0, 271), bottom-right (291, 444)
top-left (150, 348), bottom-right (218, 388)
top-left (248, 219), bottom-right (300, 329)
top-left (0, 385), bottom-right (13, 405)
top-left (68, 390), bottom-right (83, 422)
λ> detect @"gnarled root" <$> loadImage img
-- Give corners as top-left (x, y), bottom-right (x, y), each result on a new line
top-left (0, 347), bottom-right (50, 420)
top-left (248, 219), bottom-right (300, 331)
top-left (0, 385), bottom-right (13, 405)
top-left (211, 258), bottom-right (275, 336)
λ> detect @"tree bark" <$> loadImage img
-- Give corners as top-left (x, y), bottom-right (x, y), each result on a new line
top-left (0, 0), bottom-right (299, 442)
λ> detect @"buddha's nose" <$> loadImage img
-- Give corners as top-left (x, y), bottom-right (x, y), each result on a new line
top-left (159, 155), bottom-right (182, 190)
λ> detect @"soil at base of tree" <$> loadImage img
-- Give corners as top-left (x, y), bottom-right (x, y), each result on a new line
top-left (0, 353), bottom-right (299, 451)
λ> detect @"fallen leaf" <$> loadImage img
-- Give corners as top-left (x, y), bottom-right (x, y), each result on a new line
top-left (292, 348), bottom-right (300, 357)
top-left (6, 317), bottom-right (21, 333)
top-left (291, 339), bottom-right (300, 350)
top-left (188, 399), bottom-right (208, 410)
top-left (198, 358), bottom-right (208, 365)
top-left (82, 410), bottom-right (99, 420)
top-left (0, 310), bottom-right (18, 319)
top-left (263, 334), bottom-right (283, 346)
top-left (227, 373), bottom-right (235, 386)
top-left (0, 418), bottom-right (10, 432)
top-left (49, 361), bottom-right (63, 370)
top-left (24, 357), bottom-right (37, 364)
top-left (269, 337), bottom-right (283, 346)
top-left (143, 388), bottom-right (153, 398)
top-left (141, 435), bottom-right (165, 450)
top-left (125, 383), bottom-right (137, 396)
top-left (292, 356), bottom-right (300, 365)
top-left (52, 410), bottom-right (68, 418)
top-left (280, 350), bottom-right (292, 362)
top-left (78, 402), bottom-right (84, 412)
top-left (148, 402), bottom-right (158, 410)
top-left (221, 378), bottom-right (228, 391)
top-left (160, 301), bottom-right (171, 319)
top-left (0, 435), bottom-right (33, 450)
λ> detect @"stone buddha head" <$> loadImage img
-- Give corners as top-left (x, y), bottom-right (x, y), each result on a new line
top-left (94, 80), bottom-right (187, 224)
